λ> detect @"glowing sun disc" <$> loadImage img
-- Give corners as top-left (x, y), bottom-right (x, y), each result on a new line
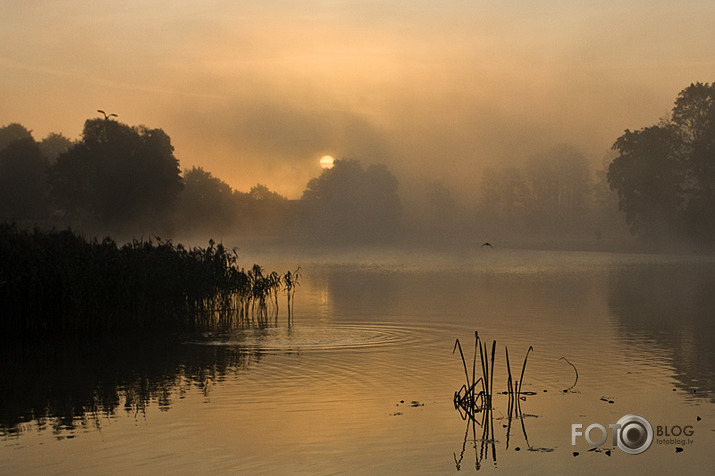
top-left (320, 155), bottom-right (335, 169)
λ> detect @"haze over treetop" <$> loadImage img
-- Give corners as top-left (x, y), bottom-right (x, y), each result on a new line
top-left (2, 1), bottom-right (713, 197)
top-left (2, 83), bottom-right (713, 246)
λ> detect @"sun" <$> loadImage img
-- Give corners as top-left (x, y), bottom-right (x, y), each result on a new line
top-left (319, 155), bottom-right (335, 169)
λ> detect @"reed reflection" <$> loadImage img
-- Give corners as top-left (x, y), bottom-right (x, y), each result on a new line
top-left (0, 332), bottom-right (265, 439)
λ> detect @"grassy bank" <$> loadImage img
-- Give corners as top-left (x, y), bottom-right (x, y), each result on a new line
top-left (0, 224), bottom-right (299, 334)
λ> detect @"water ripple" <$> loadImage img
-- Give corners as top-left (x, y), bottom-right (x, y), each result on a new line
top-left (184, 323), bottom-right (418, 352)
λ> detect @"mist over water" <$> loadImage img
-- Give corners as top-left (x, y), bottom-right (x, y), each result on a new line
top-left (2, 249), bottom-right (714, 474)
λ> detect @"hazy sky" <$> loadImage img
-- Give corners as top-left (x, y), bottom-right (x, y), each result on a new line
top-left (2, 0), bottom-right (713, 197)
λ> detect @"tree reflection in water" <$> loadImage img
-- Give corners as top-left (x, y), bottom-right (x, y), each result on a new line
top-left (0, 332), bottom-right (263, 438)
top-left (607, 262), bottom-right (715, 400)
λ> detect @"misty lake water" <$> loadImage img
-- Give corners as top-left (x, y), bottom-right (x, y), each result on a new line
top-left (1, 248), bottom-right (714, 474)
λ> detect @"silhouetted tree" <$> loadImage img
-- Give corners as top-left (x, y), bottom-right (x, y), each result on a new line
top-left (673, 83), bottom-right (715, 241)
top-left (49, 118), bottom-right (182, 234)
top-left (301, 159), bottom-right (401, 243)
top-left (608, 125), bottom-right (684, 240)
top-left (241, 183), bottom-right (289, 235)
top-left (0, 123), bottom-right (33, 152)
top-left (177, 167), bottom-right (236, 234)
top-left (608, 82), bottom-right (715, 242)
top-left (249, 183), bottom-right (286, 201)
top-left (0, 138), bottom-right (50, 220)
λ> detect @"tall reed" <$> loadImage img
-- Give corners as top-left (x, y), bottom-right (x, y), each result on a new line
top-left (453, 331), bottom-right (534, 424)
top-left (0, 224), bottom-right (299, 333)
top-left (283, 267), bottom-right (301, 322)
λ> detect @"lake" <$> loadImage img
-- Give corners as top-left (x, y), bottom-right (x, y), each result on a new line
top-left (1, 247), bottom-right (714, 474)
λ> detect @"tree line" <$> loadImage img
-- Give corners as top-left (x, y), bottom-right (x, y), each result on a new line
top-left (0, 116), bottom-right (404, 243)
top-left (475, 144), bottom-right (597, 240)
top-left (0, 118), bottom-right (294, 240)
top-left (1, 82), bottom-right (713, 247)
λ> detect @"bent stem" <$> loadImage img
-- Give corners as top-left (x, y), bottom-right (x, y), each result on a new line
top-left (517, 345), bottom-right (534, 397)
top-left (453, 338), bottom-right (471, 391)
top-left (560, 356), bottom-right (579, 391)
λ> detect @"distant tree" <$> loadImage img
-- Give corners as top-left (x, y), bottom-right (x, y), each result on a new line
top-left (592, 154), bottom-right (629, 240)
top-left (406, 180), bottom-right (466, 243)
top-left (38, 133), bottom-right (74, 162)
top-left (479, 166), bottom-right (528, 220)
top-left (526, 145), bottom-right (590, 217)
top-left (478, 145), bottom-right (592, 239)
top-left (499, 166), bottom-right (529, 219)
top-left (425, 181), bottom-right (456, 220)
top-left (608, 82), bottom-right (715, 242)
top-left (243, 183), bottom-right (290, 234)
top-left (0, 138), bottom-right (50, 220)
top-left (478, 167), bottom-right (501, 214)
top-left (524, 144), bottom-right (590, 233)
top-left (301, 159), bottom-right (401, 242)
top-left (249, 183), bottom-right (287, 202)
top-left (49, 118), bottom-right (183, 233)
top-left (177, 167), bottom-right (236, 233)
top-left (0, 123), bottom-right (33, 152)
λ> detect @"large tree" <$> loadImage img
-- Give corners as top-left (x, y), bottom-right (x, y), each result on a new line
top-left (50, 118), bottom-right (183, 233)
top-left (608, 82), bottom-right (715, 242)
top-left (301, 159), bottom-right (402, 243)
top-left (673, 83), bottom-right (715, 241)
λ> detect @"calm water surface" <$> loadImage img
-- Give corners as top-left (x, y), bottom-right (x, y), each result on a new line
top-left (1, 248), bottom-right (714, 474)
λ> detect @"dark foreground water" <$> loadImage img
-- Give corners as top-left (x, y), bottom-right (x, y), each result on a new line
top-left (1, 248), bottom-right (714, 474)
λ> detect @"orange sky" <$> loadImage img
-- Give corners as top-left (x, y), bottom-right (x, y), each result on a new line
top-left (2, 0), bottom-right (714, 198)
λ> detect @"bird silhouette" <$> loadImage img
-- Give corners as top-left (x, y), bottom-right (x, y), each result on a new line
top-left (481, 242), bottom-right (493, 248)
top-left (97, 110), bottom-right (118, 120)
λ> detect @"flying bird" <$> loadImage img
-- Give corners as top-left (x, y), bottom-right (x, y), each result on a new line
top-left (97, 110), bottom-right (118, 120)
top-left (481, 242), bottom-right (493, 248)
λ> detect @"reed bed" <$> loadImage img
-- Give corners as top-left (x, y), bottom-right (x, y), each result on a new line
top-left (452, 331), bottom-right (533, 418)
top-left (0, 224), bottom-right (299, 333)
top-left (452, 331), bottom-right (534, 468)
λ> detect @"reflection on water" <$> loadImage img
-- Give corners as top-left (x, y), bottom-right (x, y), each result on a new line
top-left (1, 250), bottom-right (714, 473)
top-left (608, 263), bottom-right (715, 400)
top-left (0, 335), bottom-right (263, 438)
top-left (452, 332), bottom-right (543, 471)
